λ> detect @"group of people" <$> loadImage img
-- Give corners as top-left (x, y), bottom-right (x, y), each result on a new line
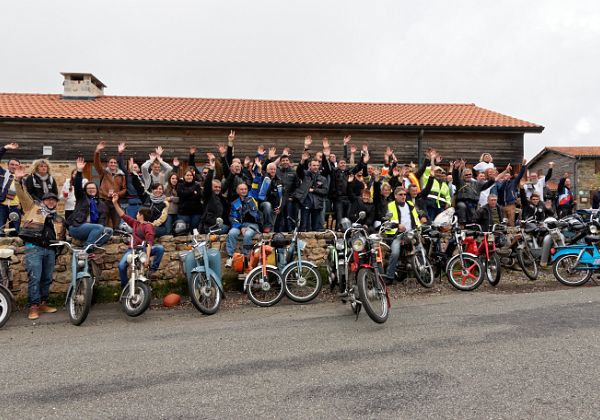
top-left (0, 133), bottom-right (579, 319)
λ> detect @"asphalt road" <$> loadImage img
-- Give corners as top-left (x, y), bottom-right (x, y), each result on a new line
top-left (2, 288), bottom-right (600, 419)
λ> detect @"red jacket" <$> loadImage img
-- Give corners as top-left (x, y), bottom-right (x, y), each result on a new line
top-left (122, 214), bottom-right (155, 247)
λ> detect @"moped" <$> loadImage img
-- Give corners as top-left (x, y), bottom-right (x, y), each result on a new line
top-left (180, 219), bottom-right (225, 315)
top-left (116, 231), bottom-right (152, 317)
top-left (0, 212), bottom-right (19, 328)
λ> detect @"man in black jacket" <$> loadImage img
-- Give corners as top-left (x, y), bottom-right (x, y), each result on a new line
top-left (294, 155), bottom-right (328, 232)
top-left (275, 154), bottom-right (300, 232)
top-left (474, 194), bottom-right (505, 231)
top-left (201, 154), bottom-right (229, 234)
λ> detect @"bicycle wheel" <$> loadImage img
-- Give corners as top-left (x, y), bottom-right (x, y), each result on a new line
top-left (412, 249), bottom-right (435, 288)
top-left (0, 287), bottom-right (12, 329)
top-left (188, 272), bottom-right (222, 315)
top-left (517, 248), bottom-right (539, 280)
top-left (67, 276), bottom-right (93, 326)
top-left (446, 254), bottom-right (484, 291)
top-left (357, 268), bottom-right (389, 324)
top-left (552, 254), bottom-right (593, 286)
top-left (247, 267), bottom-right (285, 307)
top-left (121, 280), bottom-right (152, 317)
top-left (283, 263), bottom-right (322, 303)
top-left (485, 253), bottom-right (502, 287)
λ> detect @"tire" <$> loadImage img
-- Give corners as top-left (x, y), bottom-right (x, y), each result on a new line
top-left (188, 272), bottom-right (222, 315)
top-left (517, 248), bottom-right (539, 280)
top-left (357, 268), bottom-right (389, 324)
top-left (0, 287), bottom-right (12, 329)
top-left (121, 280), bottom-right (152, 317)
top-left (552, 254), bottom-right (593, 286)
top-left (67, 276), bottom-right (93, 326)
top-left (446, 254), bottom-right (484, 291)
top-left (412, 249), bottom-right (435, 288)
top-left (283, 263), bottom-right (323, 303)
top-left (247, 267), bottom-right (285, 307)
top-left (485, 253), bottom-right (502, 287)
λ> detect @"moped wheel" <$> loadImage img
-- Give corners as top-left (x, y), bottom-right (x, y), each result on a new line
top-left (517, 248), bottom-right (539, 280)
top-left (412, 250), bottom-right (435, 288)
top-left (552, 254), bottom-right (593, 286)
top-left (121, 280), bottom-right (152, 317)
top-left (67, 276), bottom-right (93, 326)
top-left (247, 267), bottom-right (285, 307)
top-left (188, 272), bottom-right (222, 315)
top-left (357, 268), bottom-right (389, 324)
top-left (485, 253), bottom-right (502, 287)
top-left (446, 254), bottom-right (484, 291)
top-left (283, 264), bottom-right (322, 303)
top-left (0, 287), bottom-right (12, 329)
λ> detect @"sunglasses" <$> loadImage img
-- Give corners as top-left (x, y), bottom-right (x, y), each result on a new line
top-left (396, 193), bottom-right (407, 196)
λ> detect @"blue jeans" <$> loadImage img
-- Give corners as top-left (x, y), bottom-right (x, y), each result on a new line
top-left (386, 235), bottom-right (403, 278)
top-left (69, 224), bottom-right (113, 247)
top-left (118, 245), bottom-right (165, 287)
top-left (300, 207), bottom-right (322, 232)
top-left (126, 199), bottom-right (142, 218)
top-left (177, 214), bottom-right (202, 233)
top-left (226, 223), bottom-right (259, 256)
top-left (275, 199), bottom-right (297, 233)
top-left (260, 201), bottom-right (274, 230)
top-left (0, 204), bottom-right (20, 235)
top-left (25, 245), bottom-right (56, 306)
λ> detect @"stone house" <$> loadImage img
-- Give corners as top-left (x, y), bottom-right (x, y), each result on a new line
top-left (527, 146), bottom-right (600, 208)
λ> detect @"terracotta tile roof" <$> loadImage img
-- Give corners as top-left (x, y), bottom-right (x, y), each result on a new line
top-left (546, 147), bottom-right (600, 158)
top-left (0, 93), bottom-right (543, 131)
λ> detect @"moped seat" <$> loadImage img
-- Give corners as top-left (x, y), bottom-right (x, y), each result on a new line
top-left (584, 235), bottom-right (600, 245)
top-left (0, 248), bottom-right (14, 259)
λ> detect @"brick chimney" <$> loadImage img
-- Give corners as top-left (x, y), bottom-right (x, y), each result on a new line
top-left (61, 72), bottom-right (106, 99)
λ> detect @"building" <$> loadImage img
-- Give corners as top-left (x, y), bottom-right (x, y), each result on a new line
top-left (527, 146), bottom-right (600, 208)
top-left (0, 72), bottom-right (544, 185)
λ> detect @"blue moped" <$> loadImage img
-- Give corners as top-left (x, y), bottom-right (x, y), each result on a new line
top-left (551, 235), bottom-right (600, 286)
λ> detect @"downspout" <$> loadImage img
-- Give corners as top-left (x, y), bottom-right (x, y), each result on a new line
top-left (417, 129), bottom-right (424, 167)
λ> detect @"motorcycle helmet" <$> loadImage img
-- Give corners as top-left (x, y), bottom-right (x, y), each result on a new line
top-left (173, 219), bottom-right (189, 236)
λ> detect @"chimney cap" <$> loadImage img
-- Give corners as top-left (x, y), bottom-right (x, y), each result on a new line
top-left (60, 72), bottom-right (107, 89)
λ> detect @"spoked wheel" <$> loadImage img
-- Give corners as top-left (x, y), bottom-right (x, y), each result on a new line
top-left (446, 254), bottom-right (484, 291)
top-left (485, 253), bottom-right (502, 287)
top-left (188, 272), bottom-right (222, 315)
top-left (67, 276), bottom-right (93, 326)
top-left (357, 268), bottom-right (389, 324)
top-left (552, 254), bottom-right (593, 286)
top-left (517, 248), bottom-right (539, 280)
top-left (0, 287), bottom-right (12, 329)
top-left (283, 264), bottom-right (323, 303)
top-left (247, 267), bottom-right (285, 307)
top-left (412, 249), bottom-right (435, 288)
top-left (121, 280), bottom-right (152, 317)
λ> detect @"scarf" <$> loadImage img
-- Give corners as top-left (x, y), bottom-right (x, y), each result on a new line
top-left (150, 194), bottom-right (166, 204)
top-left (40, 203), bottom-right (57, 218)
top-left (88, 196), bottom-right (100, 223)
top-left (37, 173), bottom-right (50, 194)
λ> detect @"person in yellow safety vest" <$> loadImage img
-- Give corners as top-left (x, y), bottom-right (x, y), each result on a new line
top-left (422, 164), bottom-right (451, 222)
top-left (384, 186), bottom-right (421, 283)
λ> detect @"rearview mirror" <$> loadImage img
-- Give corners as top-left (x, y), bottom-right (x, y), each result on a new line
top-left (8, 212), bottom-right (19, 222)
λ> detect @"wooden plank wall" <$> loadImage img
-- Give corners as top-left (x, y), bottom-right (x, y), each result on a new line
top-left (0, 122), bottom-right (524, 167)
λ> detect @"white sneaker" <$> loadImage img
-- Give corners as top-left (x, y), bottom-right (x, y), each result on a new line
top-left (225, 257), bottom-right (233, 268)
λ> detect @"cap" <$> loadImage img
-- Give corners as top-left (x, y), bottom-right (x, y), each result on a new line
top-left (42, 192), bottom-right (59, 201)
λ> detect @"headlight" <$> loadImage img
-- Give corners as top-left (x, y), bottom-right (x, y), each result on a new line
top-left (77, 254), bottom-right (86, 269)
top-left (126, 253), bottom-right (134, 263)
top-left (460, 232), bottom-right (466, 241)
top-left (335, 239), bottom-right (345, 251)
top-left (590, 225), bottom-right (598, 234)
top-left (405, 231), bottom-right (415, 241)
top-left (351, 238), bottom-right (365, 252)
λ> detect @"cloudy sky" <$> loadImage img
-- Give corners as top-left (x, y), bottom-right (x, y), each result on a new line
top-left (1, 0), bottom-right (598, 158)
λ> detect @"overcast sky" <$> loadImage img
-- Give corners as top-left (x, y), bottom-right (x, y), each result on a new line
top-left (1, 0), bottom-right (598, 158)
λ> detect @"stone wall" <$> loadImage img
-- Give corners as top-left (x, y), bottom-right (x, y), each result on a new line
top-left (1, 232), bottom-right (331, 299)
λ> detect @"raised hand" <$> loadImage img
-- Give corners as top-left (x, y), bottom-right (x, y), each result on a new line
top-left (244, 156), bottom-right (251, 167)
top-left (322, 137), bottom-right (330, 149)
top-left (268, 147), bottom-right (277, 159)
top-left (128, 157), bottom-right (135, 171)
top-left (350, 145), bottom-right (357, 154)
top-left (228, 130), bottom-right (236, 143)
top-left (343, 135), bottom-right (351, 145)
top-left (118, 142), bottom-right (126, 154)
top-left (217, 143), bottom-right (226, 156)
top-left (549, 161), bottom-right (554, 168)
top-left (347, 173), bottom-right (355, 182)
top-left (95, 141), bottom-right (106, 153)
top-left (522, 158), bottom-right (527, 165)
top-left (155, 146), bottom-right (164, 157)
top-left (363, 152), bottom-right (370, 163)
top-left (323, 147), bottom-right (331, 157)
top-left (361, 143), bottom-right (369, 153)
top-left (4, 142), bottom-right (18, 150)
top-left (254, 157), bottom-right (262, 169)
top-left (149, 152), bottom-right (157, 161)
top-left (111, 192), bottom-right (119, 203)
top-left (304, 135), bottom-right (312, 148)
top-left (282, 147), bottom-right (290, 156)
top-left (189, 146), bottom-right (197, 155)
top-left (76, 157), bottom-right (86, 171)
top-left (14, 164), bottom-right (26, 179)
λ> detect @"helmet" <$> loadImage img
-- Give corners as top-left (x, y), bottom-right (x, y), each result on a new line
top-left (271, 233), bottom-right (290, 248)
top-left (173, 219), bottom-right (189, 235)
top-left (340, 218), bottom-right (352, 231)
